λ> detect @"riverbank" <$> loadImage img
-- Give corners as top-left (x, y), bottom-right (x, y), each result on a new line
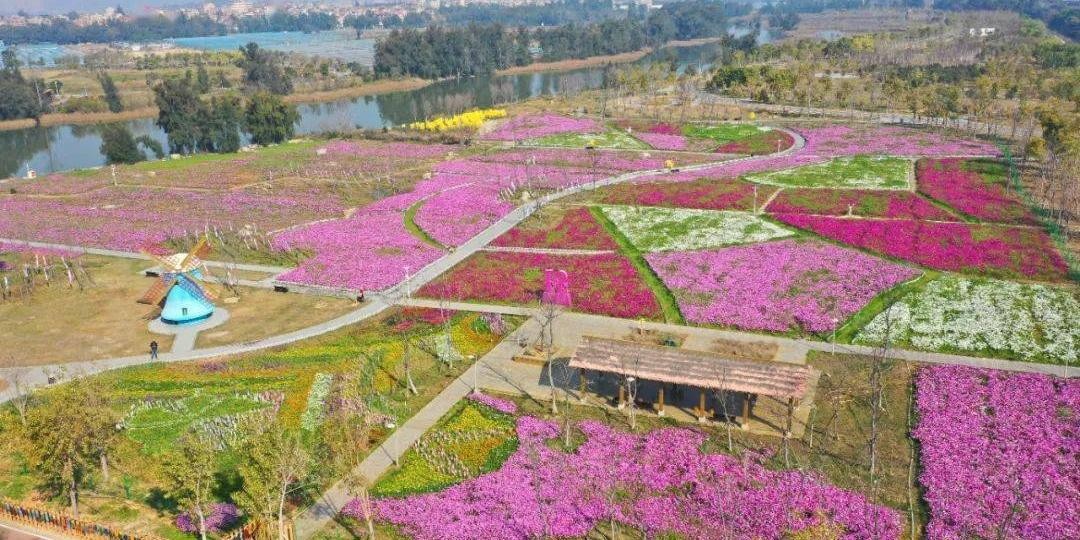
top-left (0, 78), bottom-right (431, 133)
top-left (496, 48), bottom-right (653, 75)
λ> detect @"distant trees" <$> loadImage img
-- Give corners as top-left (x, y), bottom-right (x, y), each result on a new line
top-left (237, 43), bottom-right (293, 96)
top-left (153, 77), bottom-right (245, 154)
top-left (244, 92), bottom-right (299, 146)
top-left (97, 72), bottom-right (123, 113)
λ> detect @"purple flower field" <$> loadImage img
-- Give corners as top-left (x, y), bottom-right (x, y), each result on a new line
top-left (914, 366), bottom-right (1079, 540)
top-left (353, 416), bottom-right (901, 539)
top-left (646, 240), bottom-right (919, 332)
top-left (634, 131), bottom-right (688, 151)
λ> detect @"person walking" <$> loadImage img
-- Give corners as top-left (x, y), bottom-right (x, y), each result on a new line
top-left (149, 340), bottom-right (159, 360)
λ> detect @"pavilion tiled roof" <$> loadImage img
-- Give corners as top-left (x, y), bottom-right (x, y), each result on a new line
top-left (569, 336), bottom-right (812, 399)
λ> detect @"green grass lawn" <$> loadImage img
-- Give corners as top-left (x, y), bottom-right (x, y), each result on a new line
top-left (682, 123), bottom-right (769, 142)
top-left (528, 129), bottom-right (649, 149)
top-left (747, 156), bottom-right (912, 189)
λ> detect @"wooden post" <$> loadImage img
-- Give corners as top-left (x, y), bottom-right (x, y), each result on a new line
top-left (656, 385), bottom-right (665, 417)
top-left (578, 369), bottom-right (587, 402)
top-left (697, 388), bottom-right (707, 423)
top-left (618, 383), bottom-right (626, 409)
top-left (741, 393), bottom-right (751, 430)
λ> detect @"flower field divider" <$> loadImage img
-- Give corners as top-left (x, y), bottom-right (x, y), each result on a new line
top-left (587, 206), bottom-right (685, 324)
top-left (1000, 146), bottom-right (1080, 282)
top-left (833, 270), bottom-right (938, 343)
top-left (403, 198), bottom-right (448, 250)
top-left (0, 498), bottom-right (160, 540)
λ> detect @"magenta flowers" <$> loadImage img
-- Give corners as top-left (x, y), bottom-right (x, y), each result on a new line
top-left (418, 251), bottom-right (661, 319)
top-left (916, 158), bottom-right (1038, 225)
top-left (491, 207), bottom-right (618, 250)
top-left (646, 240), bottom-right (919, 332)
top-left (483, 113), bottom-right (601, 141)
top-left (634, 131), bottom-right (688, 151)
top-left (353, 417), bottom-right (901, 539)
top-left (774, 214), bottom-right (1069, 281)
top-left (914, 366), bottom-right (1079, 540)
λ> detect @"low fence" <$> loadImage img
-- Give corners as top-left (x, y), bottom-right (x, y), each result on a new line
top-left (0, 499), bottom-right (156, 540)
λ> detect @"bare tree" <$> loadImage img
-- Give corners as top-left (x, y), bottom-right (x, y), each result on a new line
top-left (5, 366), bottom-right (33, 426)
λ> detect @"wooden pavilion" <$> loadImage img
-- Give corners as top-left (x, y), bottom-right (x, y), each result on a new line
top-left (569, 336), bottom-right (813, 426)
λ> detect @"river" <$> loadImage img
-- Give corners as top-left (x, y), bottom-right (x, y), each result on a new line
top-left (0, 41), bottom-right (733, 179)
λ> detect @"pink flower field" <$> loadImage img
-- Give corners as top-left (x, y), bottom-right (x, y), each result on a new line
top-left (646, 240), bottom-right (919, 332)
top-left (914, 366), bottom-right (1079, 540)
top-left (765, 189), bottom-right (958, 220)
top-left (916, 158), bottom-right (1039, 225)
top-left (491, 207), bottom-right (618, 250)
top-left (414, 184), bottom-right (514, 246)
top-left (0, 187), bottom-right (344, 251)
top-left (483, 113), bottom-right (601, 141)
top-left (417, 251), bottom-right (661, 319)
top-left (774, 214), bottom-right (1069, 281)
top-left (599, 177), bottom-right (777, 211)
top-left (354, 417), bottom-right (901, 540)
top-left (634, 131), bottom-right (688, 151)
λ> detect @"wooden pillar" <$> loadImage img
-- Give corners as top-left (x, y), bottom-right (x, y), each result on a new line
top-left (656, 385), bottom-right (665, 417)
top-left (578, 369), bottom-right (587, 402)
top-left (618, 383), bottom-right (626, 409)
top-left (697, 388), bottom-right (707, 423)
top-left (741, 392), bottom-right (752, 430)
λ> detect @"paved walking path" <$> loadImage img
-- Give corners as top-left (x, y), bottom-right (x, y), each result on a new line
top-left (0, 238), bottom-right (290, 274)
top-left (481, 246), bottom-right (616, 256)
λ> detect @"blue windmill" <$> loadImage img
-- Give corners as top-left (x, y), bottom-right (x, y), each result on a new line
top-left (138, 236), bottom-right (220, 324)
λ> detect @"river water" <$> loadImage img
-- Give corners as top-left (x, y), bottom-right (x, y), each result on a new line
top-left (0, 41), bottom-right (730, 179)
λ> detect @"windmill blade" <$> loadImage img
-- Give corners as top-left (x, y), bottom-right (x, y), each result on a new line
top-left (141, 249), bottom-right (177, 272)
top-left (175, 275), bottom-right (216, 308)
top-left (138, 277), bottom-right (176, 305)
top-left (179, 236), bottom-right (213, 273)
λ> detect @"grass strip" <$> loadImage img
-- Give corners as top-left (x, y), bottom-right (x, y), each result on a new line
top-left (404, 198), bottom-right (448, 250)
top-left (589, 206), bottom-right (684, 324)
top-left (834, 270), bottom-right (940, 344)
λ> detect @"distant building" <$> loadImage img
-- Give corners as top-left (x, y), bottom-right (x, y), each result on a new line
top-left (968, 27), bottom-right (997, 38)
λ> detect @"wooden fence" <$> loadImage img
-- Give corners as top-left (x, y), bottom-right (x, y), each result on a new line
top-left (0, 499), bottom-right (157, 540)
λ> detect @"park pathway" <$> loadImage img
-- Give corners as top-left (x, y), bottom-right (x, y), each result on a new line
top-left (0, 138), bottom-right (809, 402)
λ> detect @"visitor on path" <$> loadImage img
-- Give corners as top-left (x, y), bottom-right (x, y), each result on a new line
top-left (150, 341), bottom-right (159, 360)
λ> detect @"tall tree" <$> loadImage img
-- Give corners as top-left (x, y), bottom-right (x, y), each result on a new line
top-left (97, 72), bottom-right (123, 113)
top-left (22, 379), bottom-right (119, 517)
top-left (153, 77), bottom-right (203, 155)
top-left (163, 435), bottom-right (220, 540)
top-left (195, 63), bottom-right (211, 94)
top-left (0, 47), bottom-right (44, 121)
top-left (244, 92), bottom-right (299, 146)
top-left (199, 94), bottom-right (242, 153)
top-left (234, 424), bottom-right (310, 540)
top-left (237, 43), bottom-right (293, 95)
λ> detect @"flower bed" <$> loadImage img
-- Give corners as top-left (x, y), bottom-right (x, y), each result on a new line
top-left (597, 177), bottom-right (776, 211)
top-left (0, 187), bottom-right (343, 251)
top-left (483, 113), bottom-right (601, 141)
top-left (321, 140), bottom-right (452, 160)
top-left (746, 156), bottom-right (912, 189)
top-left (796, 125), bottom-right (1001, 157)
top-left (414, 184), bottom-right (514, 247)
top-left (491, 207), bottom-right (618, 250)
top-left (765, 189), bottom-right (958, 220)
top-left (646, 240), bottom-right (918, 332)
top-left (774, 214), bottom-right (1069, 281)
top-left (417, 251), bottom-right (661, 319)
top-left (600, 206), bottom-right (793, 252)
top-left (356, 417), bottom-right (901, 539)
top-left (855, 275), bottom-right (1080, 364)
top-left (273, 209), bottom-right (445, 291)
top-left (716, 128), bottom-right (795, 154)
top-left (913, 365), bottom-right (1079, 539)
top-left (466, 392), bottom-right (518, 414)
top-left (633, 131), bottom-right (688, 151)
top-left (916, 158), bottom-right (1039, 225)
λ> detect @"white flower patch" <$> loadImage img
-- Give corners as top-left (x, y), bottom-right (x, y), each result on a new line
top-left (855, 275), bottom-right (1080, 364)
top-left (600, 205), bottom-right (794, 252)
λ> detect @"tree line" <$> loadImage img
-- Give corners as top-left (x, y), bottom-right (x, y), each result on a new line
top-left (374, 0), bottom-right (739, 80)
top-left (100, 43), bottom-right (298, 163)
